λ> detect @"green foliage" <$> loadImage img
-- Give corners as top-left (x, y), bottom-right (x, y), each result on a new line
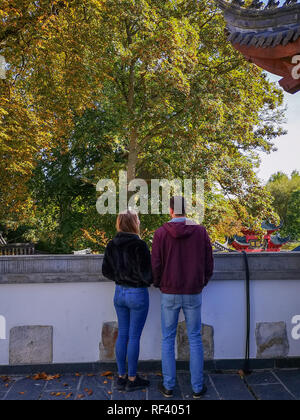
top-left (286, 190), bottom-right (300, 240)
top-left (0, 0), bottom-right (287, 252)
top-left (267, 171), bottom-right (300, 240)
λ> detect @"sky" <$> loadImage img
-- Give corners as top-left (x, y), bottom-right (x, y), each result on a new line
top-left (256, 73), bottom-right (300, 184)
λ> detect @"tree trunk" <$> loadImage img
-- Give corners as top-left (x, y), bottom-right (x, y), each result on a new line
top-left (127, 128), bottom-right (138, 183)
top-left (127, 53), bottom-right (138, 183)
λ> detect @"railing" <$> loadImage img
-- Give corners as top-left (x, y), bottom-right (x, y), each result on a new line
top-left (0, 244), bottom-right (35, 256)
top-left (213, 241), bottom-right (236, 252)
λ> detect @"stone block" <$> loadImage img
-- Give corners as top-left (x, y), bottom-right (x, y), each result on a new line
top-left (177, 322), bottom-right (214, 361)
top-left (9, 326), bottom-right (53, 365)
top-left (99, 321), bottom-right (118, 361)
top-left (256, 322), bottom-right (289, 359)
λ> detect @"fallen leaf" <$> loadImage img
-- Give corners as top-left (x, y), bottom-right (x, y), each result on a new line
top-left (32, 372), bottom-right (47, 380)
top-left (48, 377), bottom-right (59, 382)
top-left (65, 393), bottom-right (73, 399)
top-left (75, 373), bottom-right (81, 377)
top-left (77, 394), bottom-right (85, 399)
top-left (103, 381), bottom-right (108, 384)
top-left (19, 392), bottom-right (25, 395)
top-left (101, 371), bottom-right (113, 377)
top-left (82, 388), bottom-right (93, 396)
top-left (108, 391), bottom-right (112, 395)
top-left (32, 372), bottom-right (61, 381)
top-left (87, 374), bottom-right (95, 377)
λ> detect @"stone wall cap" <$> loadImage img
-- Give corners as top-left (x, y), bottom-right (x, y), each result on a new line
top-left (0, 253), bottom-right (299, 284)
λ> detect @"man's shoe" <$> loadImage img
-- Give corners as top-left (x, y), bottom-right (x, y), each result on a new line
top-left (158, 382), bottom-right (174, 398)
top-left (193, 384), bottom-right (207, 399)
top-left (115, 375), bottom-right (128, 391)
top-left (125, 375), bottom-right (150, 392)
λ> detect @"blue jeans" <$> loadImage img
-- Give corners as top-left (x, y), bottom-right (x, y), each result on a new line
top-left (161, 293), bottom-right (204, 393)
top-left (114, 285), bottom-right (149, 377)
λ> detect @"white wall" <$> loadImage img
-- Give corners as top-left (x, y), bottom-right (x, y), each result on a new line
top-left (203, 280), bottom-right (300, 359)
top-left (0, 278), bottom-right (300, 365)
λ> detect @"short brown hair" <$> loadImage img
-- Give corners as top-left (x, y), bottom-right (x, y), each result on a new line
top-left (116, 210), bottom-right (140, 235)
top-left (170, 196), bottom-right (186, 217)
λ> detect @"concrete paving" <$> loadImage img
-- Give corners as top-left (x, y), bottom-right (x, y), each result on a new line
top-left (0, 369), bottom-right (299, 400)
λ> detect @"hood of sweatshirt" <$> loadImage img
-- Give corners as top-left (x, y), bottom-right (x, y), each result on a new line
top-left (162, 221), bottom-right (199, 239)
top-left (112, 232), bottom-right (140, 247)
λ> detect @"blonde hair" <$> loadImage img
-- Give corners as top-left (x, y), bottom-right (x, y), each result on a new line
top-left (116, 210), bottom-right (140, 235)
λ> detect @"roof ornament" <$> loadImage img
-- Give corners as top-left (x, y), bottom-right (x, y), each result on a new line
top-left (283, 0), bottom-right (298, 6)
top-left (266, 0), bottom-right (280, 8)
top-left (249, 0), bottom-right (264, 9)
top-left (231, 0), bottom-right (245, 5)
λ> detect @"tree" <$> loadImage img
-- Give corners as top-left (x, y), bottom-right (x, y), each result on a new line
top-left (0, 81), bottom-right (52, 221)
top-left (80, 0), bottom-right (284, 231)
top-left (1, 0), bottom-right (286, 250)
top-left (89, 0), bottom-right (285, 180)
top-left (0, 0), bottom-right (104, 221)
top-left (286, 189), bottom-right (300, 241)
top-left (267, 171), bottom-right (300, 239)
top-left (268, 172), bottom-right (289, 183)
top-left (25, 108), bottom-right (120, 252)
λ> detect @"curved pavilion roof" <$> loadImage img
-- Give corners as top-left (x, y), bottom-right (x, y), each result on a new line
top-left (216, 0), bottom-right (300, 48)
top-left (216, 0), bottom-right (300, 93)
top-left (270, 234), bottom-right (290, 245)
top-left (261, 221), bottom-right (283, 231)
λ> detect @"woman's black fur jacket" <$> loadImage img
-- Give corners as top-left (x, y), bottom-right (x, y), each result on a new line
top-left (102, 232), bottom-right (153, 288)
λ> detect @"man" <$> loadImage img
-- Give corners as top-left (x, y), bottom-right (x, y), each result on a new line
top-left (152, 196), bottom-right (214, 399)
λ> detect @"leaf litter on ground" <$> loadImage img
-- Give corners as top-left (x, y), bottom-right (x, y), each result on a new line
top-left (31, 372), bottom-right (61, 381)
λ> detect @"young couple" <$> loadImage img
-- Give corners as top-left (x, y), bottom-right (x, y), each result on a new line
top-left (102, 196), bottom-right (214, 399)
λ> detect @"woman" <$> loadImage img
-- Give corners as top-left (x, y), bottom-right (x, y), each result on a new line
top-left (102, 210), bottom-right (153, 392)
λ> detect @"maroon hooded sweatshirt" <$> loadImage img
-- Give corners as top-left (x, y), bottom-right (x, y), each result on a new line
top-left (151, 222), bottom-right (214, 294)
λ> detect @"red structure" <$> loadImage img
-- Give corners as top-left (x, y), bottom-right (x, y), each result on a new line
top-left (229, 222), bottom-right (290, 252)
top-left (216, 0), bottom-right (300, 94)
